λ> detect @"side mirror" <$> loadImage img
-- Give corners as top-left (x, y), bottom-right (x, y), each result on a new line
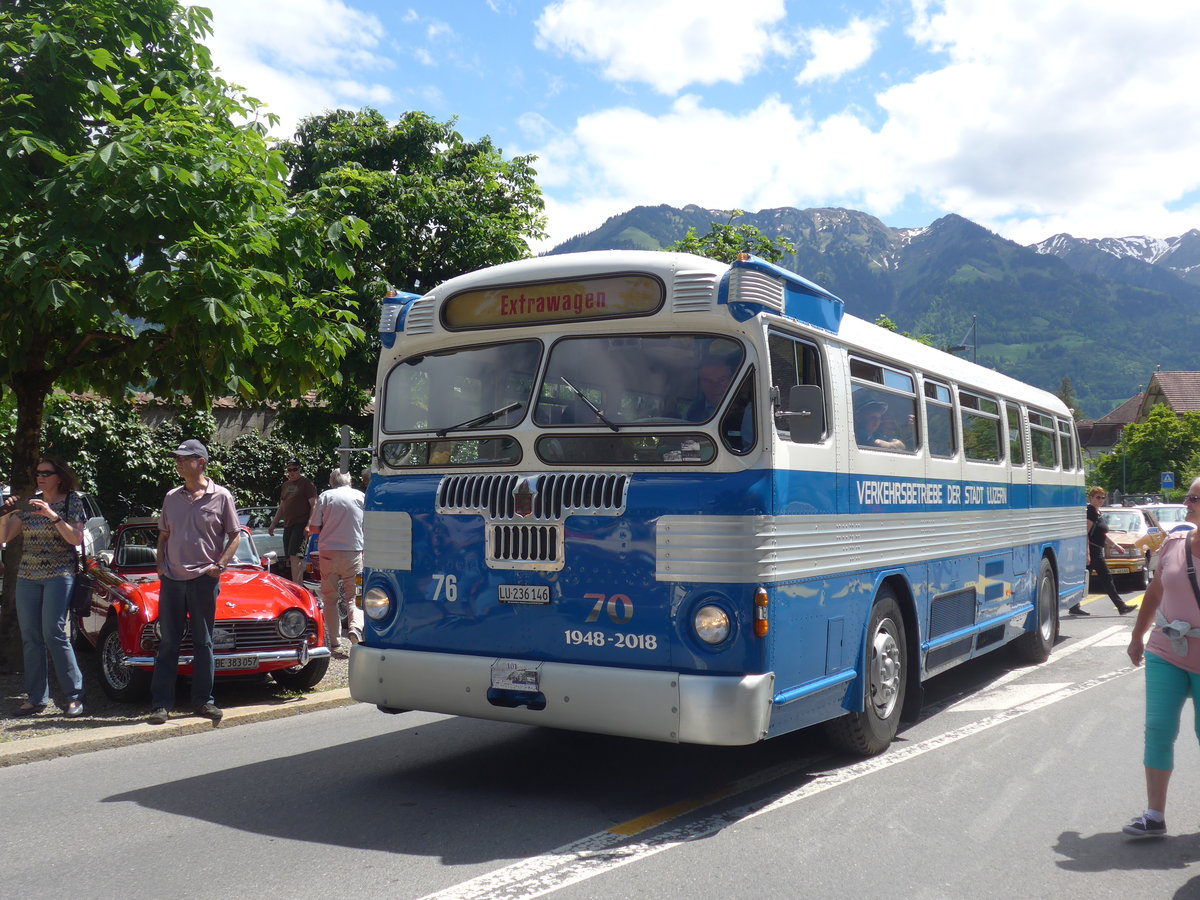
top-left (784, 385), bottom-right (826, 443)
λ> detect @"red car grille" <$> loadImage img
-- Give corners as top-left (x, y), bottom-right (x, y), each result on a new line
top-left (140, 618), bottom-right (317, 652)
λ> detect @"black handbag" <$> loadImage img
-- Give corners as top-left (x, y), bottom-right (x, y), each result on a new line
top-left (68, 493), bottom-right (92, 617)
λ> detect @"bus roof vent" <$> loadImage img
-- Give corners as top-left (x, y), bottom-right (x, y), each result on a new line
top-left (404, 295), bottom-right (437, 334)
top-left (672, 269), bottom-right (718, 313)
top-left (437, 472), bottom-right (629, 522)
top-left (728, 268), bottom-right (785, 314)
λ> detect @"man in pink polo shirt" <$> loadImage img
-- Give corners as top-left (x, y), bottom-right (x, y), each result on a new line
top-left (148, 439), bottom-right (240, 726)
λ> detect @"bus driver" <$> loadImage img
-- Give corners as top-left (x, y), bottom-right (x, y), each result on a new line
top-left (855, 395), bottom-right (906, 450)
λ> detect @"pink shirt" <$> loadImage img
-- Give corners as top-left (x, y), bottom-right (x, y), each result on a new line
top-left (1147, 529), bottom-right (1200, 673)
top-left (158, 479), bottom-right (239, 580)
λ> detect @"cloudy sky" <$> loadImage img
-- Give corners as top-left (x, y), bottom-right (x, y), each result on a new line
top-left (198, 0), bottom-right (1200, 252)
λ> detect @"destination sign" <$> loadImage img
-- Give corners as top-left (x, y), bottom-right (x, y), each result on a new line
top-left (442, 273), bottom-right (663, 329)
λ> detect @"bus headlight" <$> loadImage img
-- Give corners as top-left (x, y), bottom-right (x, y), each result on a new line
top-left (694, 604), bottom-right (731, 645)
top-left (278, 609), bottom-right (307, 639)
top-left (364, 586), bottom-right (392, 620)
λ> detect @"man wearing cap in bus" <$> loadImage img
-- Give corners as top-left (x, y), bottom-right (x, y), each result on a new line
top-left (855, 395), bottom-right (906, 450)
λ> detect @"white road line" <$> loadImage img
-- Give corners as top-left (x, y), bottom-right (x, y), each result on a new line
top-left (931, 625), bottom-right (1122, 715)
top-left (421, 665), bottom-right (1136, 900)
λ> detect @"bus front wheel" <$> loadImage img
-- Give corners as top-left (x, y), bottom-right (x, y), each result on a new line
top-left (826, 590), bottom-right (907, 756)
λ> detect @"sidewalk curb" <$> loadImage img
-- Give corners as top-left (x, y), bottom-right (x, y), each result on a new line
top-left (0, 688), bottom-right (357, 768)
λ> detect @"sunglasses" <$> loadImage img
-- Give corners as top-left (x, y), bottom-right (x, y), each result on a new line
top-left (1186, 495), bottom-right (1200, 503)
top-left (35, 469), bottom-right (57, 477)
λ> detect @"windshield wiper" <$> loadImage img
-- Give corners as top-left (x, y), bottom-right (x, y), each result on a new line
top-left (560, 376), bottom-right (619, 432)
top-left (435, 401), bottom-right (522, 438)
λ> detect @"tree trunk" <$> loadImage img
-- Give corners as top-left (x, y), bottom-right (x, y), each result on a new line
top-left (0, 369), bottom-right (51, 673)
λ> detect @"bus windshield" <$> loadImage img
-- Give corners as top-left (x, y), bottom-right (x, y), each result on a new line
top-left (382, 340), bottom-right (541, 434)
top-left (534, 334), bottom-right (743, 426)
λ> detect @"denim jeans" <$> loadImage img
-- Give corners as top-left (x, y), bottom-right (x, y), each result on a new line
top-left (15, 575), bottom-right (83, 706)
top-left (151, 574), bottom-right (220, 710)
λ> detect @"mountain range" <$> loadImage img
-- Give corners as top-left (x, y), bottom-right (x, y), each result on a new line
top-left (548, 205), bottom-right (1200, 419)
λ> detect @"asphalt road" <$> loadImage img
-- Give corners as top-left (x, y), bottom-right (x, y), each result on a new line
top-left (6, 587), bottom-right (1200, 900)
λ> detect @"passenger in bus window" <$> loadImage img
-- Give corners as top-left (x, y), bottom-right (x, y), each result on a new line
top-left (854, 396), bottom-right (905, 450)
top-left (686, 355), bottom-right (736, 420)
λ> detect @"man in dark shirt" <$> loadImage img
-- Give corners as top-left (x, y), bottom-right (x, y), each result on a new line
top-left (268, 458), bottom-right (317, 583)
top-left (1078, 487), bottom-right (1137, 616)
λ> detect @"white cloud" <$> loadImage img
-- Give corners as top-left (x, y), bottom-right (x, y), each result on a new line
top-left (532, 0), bottom-right (1200, 246)
top-left (796, 17), bottom-right (884, 85)
top-left (534, 0), bottom-right (790, 94)
top-left (882, 0), bottom-right (1200, 240)
top-left (201, 0), bottom-right (392, 137)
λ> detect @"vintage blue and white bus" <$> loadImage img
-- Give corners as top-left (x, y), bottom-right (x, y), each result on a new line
top-left (349, 250), bottom-right (1086, 754)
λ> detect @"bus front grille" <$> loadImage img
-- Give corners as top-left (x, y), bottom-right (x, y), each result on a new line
top-left (488, 523), bottom-right (563, 570)
top-left (438, 472), bottom-right (628, 521)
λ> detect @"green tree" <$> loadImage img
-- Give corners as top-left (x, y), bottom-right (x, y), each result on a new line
top-left (666, 211), bottom-right (795, 264)
top-left (1056, 377), bottom-right (1080, 421)
top-left (0, 0), bottom-right (367, 495)
top-left (277, 108), bottom-right (547, 424)
top-left (874, 313), bottom-right (934, 347)
top-left (0, 0), bottom-right (366, 666)
top-left (1093, 405), bottom-right (1200, 494)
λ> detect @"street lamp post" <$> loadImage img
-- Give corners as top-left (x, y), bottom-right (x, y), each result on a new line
top-left (948, 315), bottom-right (977, 363)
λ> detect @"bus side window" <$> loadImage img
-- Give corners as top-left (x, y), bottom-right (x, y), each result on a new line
top-left (721, 370), bottom-right (756, 454)
top-left (769, 331), bottom-right (824, 443)
top-left (924, 380), bottom-right (956, 458)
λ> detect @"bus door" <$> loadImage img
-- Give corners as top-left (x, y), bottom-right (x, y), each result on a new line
top-left (1005, 402), bottom-right (1031, 579)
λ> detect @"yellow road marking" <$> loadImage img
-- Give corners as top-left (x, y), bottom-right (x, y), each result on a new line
top-left (607, 786), bottom-right (736, 835)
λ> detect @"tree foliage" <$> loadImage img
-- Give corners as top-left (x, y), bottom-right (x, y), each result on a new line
top-left (874, 313), bottom-right (934, 347)
top-left (666, 211), bottom-right (795, 264)
top-left (0, 0), bottom-right (367, 495)
top-left (276, 108), bottom-right (547, 416)
top-left (1092, 405), bottom-right (1200, 495)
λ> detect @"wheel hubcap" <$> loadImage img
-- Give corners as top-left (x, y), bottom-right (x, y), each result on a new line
top-left (869, 620), bottom-right (901, 718)
top-left (103, 634), bottom-right (132, 690)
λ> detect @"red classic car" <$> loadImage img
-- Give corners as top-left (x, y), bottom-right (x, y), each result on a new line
top-left (76, 521), bottom-right (330, 702)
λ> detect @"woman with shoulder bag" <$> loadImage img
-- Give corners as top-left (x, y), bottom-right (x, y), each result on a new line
top-left (1124, 477), bottom-right (1200, 837)
top-left (0, 457), bottom-right (87, 718)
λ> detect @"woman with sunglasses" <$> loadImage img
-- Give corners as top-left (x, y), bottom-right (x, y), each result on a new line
top-left (0, 457), bottom-right (87, 717)
top-left (1124, 478), bottom-right (1200, 838)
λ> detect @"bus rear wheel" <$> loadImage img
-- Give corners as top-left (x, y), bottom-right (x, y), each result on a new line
top-left (1012, 557), bottom-right (1058, 664)
top-left (826, 589), bottom-right (907, 756)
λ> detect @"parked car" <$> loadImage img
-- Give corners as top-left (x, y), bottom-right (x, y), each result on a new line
top-left (238, 505), bottom-right (288, 577)
top-left (76, 521), bottom-right (330, 701)
top-left (1095, 506), bottom-right (1163, 589)
top-left (78, 491), bottom-right (111, 556)
top-left (1141, 504), bottom-right (1190, 531)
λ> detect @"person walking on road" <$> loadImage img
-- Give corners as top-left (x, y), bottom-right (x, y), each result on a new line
top-left (1075, 486), bottom-right (1137, 616)
top-left (0, 457), bottom-right (87, 718)
top-left (268, 458), bottom-right (317, 583)
top-left (148, 440), bottom-right (240, 726)
top-left (1123, 477), bottom-right (1200, 838)
top-left (306, 468), bottom-right (364, 657)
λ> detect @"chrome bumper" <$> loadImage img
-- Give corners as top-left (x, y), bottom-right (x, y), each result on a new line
top-left (348, 646), bottom-right (775, 746)
top-left (126, 646), bottom-right (331, 668)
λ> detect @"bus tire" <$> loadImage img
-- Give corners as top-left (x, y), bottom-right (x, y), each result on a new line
top-left (1012, 558), bottom-right (1057, 664)
top-left (825, 589), bottom-right (907, 756)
